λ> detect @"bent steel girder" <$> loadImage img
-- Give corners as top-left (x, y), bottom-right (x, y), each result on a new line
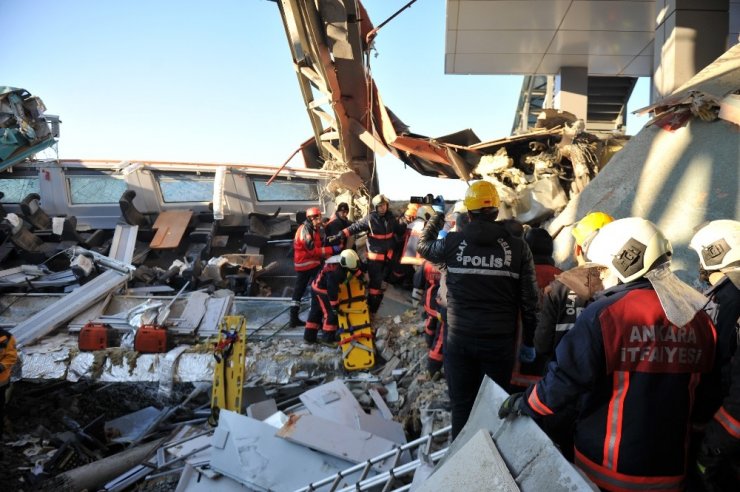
top-left (277, 0), bottom-right (378, 194)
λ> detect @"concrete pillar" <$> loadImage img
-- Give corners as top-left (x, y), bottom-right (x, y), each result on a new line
top-left (653, 0), bottom-right (729, 100)
top-left (553, 67), bottom-right (588, 122)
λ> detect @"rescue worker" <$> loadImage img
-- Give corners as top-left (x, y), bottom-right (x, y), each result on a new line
top-left (329, 194), bottom-right (404, 316)
top-left (324, 202), bottom-right (352, 248)
top-left (290, 207), bottom-right (341, 327)
top-left (533, 212), bottom-right (614, 371)
top-left (417, 181), bottom-right (539, 439)
top-left (500, 217), bottom-right (720, 491)
top-left (510, 227), bottom-right (562, 390)
top-left (0, 328), bottom-right (18, 438)
top-left (387, 203), bottom-right (419, 287)
top-left (690, 220), bottom-right (740, 491)
top-left (304, 249), bottom-right (366, 344)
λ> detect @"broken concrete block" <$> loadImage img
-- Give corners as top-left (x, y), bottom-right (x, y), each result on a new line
top-left (415, 429), bottom-right (518, 492)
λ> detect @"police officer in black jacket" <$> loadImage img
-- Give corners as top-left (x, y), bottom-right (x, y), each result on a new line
top-left (417, 181), bottom-right (539, 438)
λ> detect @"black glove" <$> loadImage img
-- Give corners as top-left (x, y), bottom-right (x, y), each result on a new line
top-left (326, 234), bottom-right (341, 245)
top-left (498, 392), bottom-right (526, 419)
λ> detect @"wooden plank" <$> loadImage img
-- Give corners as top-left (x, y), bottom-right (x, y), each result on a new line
top-left (150, 210), bottom-right (193, 249)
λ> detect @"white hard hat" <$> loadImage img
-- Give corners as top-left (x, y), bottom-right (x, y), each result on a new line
top-left (339, 249), bottom-right (360, 270)
top-left (585, 217), bottom-right (672, 283)
top-left (689, 220), bottom-right (740, 271)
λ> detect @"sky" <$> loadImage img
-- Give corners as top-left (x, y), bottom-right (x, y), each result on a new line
top-left (1, 0), bottom-right (650, 200)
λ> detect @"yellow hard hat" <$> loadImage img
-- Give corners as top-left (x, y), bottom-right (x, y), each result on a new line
top-left (463, 181), bottom-right (500, 212)
top-left (405, 203), bottom-right (419, 218)
top-left (572, 212), bottom-right (614, 247)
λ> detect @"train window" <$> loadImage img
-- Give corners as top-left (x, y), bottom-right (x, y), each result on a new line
top-left (155, 172), bottom-right (215, 203)
top-left (67, 174), bottom-right (127, 204)
top-left (0, 177), bottom-right (40, 203)
top-left (252, 178), bottom-right (319, 201)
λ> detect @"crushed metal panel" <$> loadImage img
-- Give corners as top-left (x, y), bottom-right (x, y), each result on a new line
top-left (173, 292), bottom-right (209, 334)
top-left (198, 295), bottom-right (233, 337)
top-left (246, 399), bottom-right (278, 421)
top-left (11, 269), bottom-right (129, 347)
top-left (105, 406), bottom-right (162, 444)
top-left (209, 410), bottom-right (369, 491)
top-left (416, 429), bottom-right (518, 492)
top-left (108, 224), bottom-right (139, 264)
top-left (436, 377), bottom-right (597, 491)
top-left (356, 411), bottom-right (406, 446)
top-left (176, 463), bottom-right (251, 492)
top-left (276, 413), bottom-right (397, 471)
top-left (299, 379), bottom-right (364, 429)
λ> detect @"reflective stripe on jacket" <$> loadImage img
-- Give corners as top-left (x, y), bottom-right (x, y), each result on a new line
top-left (294, 221), bottom-right (333, 272)
top-left (417, 213), bottom-right (539, 341)
top-left (525, 281), bottom-right (718, 489)
top-left (344, 210), bottom-right (401, 261)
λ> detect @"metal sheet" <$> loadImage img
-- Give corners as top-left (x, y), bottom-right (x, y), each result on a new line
top-left (11, 269), bottom-right (129, 347)
top-left (108, 224), bottom-right (139, 264)
top-left (276, 414), bottom-right (396, 471)
top-left (299, 379), bottom-right (364, 430)
top-left (209, 410), bottom-right (368, 491)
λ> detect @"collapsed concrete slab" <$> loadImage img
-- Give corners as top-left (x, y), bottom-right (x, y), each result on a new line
top-left (549, 48), bottom-right (740, 283)
top-left (415, 429), bottom-right (519, 492)
top-left (426, 377), bottom-right (596, 491)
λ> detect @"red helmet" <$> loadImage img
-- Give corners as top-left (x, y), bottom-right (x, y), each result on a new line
top-left (306, 207), bottom-right (321, 218)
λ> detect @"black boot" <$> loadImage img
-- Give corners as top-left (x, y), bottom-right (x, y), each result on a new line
top-left (303, 328), bottom-right (317, 343)
top-left (290, 306), bottom-right (305, 327)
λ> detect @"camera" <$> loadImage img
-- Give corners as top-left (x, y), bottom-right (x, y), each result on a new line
top-left (410, 193), bottom-right (434, 205)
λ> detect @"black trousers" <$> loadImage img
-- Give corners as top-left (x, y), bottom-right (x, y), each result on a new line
top-left (292, 266), bottom-right (320, 304)
top-left (444, 332), bottom-right (515, 439)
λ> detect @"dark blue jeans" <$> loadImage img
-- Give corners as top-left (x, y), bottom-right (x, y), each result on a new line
top-left (445, 332), bottom-right (515, 439)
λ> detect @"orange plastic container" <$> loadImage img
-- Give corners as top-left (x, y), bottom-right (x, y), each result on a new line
top-left (78, 323), bottom-right (111, 351)
top-left (134, 325), bottom-right (168, 353)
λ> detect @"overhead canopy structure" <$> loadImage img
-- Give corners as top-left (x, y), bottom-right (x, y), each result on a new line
top-left (444, 0), bottom-right (657, 76)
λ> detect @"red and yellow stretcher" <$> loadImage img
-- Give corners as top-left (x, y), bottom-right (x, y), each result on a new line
top-left (337, 275), bottom-right (375, 370)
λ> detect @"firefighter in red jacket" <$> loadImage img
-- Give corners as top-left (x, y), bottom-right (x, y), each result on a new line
top-left (329, 194), bottom-right (404, 316)
top-left (690, 220), bottom-right (740, 491)
top-left (304, 249), bottom-right (366, 344)
top-left (290, 207), bottom-right (340, 327)
top-left (0, 328), bottom-right (18, 438)
top-left (500, 217), bottom-right (720, 491)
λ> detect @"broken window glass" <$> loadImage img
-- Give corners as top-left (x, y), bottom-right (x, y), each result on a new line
top-left (155, 172), bottom-right (215, 203)
top-left (0, 177), bottom-right (40, 202)
top-left (253, 178), bottom-right (319, 201)
top-left (67, 175), bottom-right (127, 204)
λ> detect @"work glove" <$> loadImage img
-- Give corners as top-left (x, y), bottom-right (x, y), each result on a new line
top-left (498, 392), bottom-right (526, 419)
top-left (326, 234), bottom-right (341, 245)
top-left (432, 195), bottom-right (445, 214)
top-left (696, 442), bottom-right (724, 492)
top-left (332, 245), bottom-right (342, 254)
top-left (519, 345), bottom-right (536, 364)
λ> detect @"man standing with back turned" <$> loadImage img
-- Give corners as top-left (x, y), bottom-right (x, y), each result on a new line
top-left (417, 180), bottom-right (539, 439)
